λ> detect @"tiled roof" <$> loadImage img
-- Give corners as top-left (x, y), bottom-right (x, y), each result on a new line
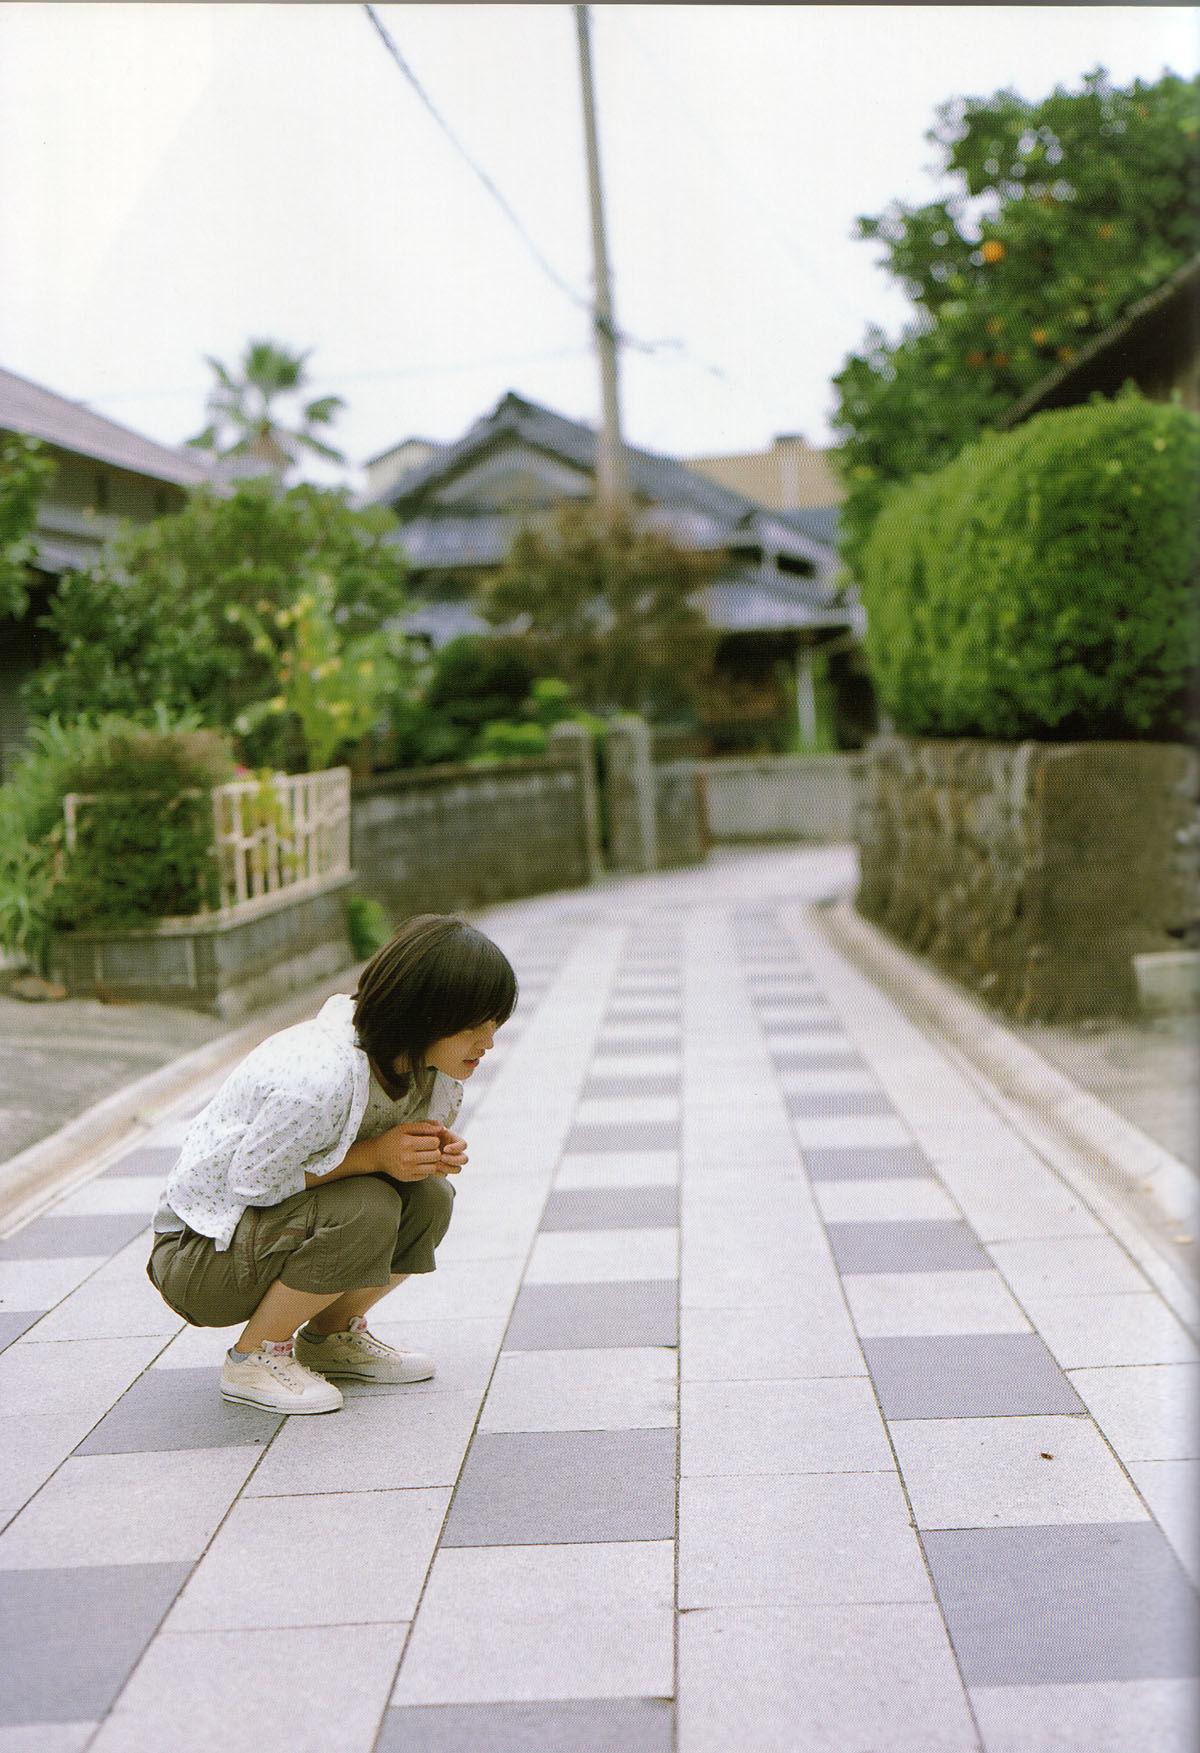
top-left (376, 392), bottom-right (774, 527)
top-left (0, 365), bottom-right (213, 487)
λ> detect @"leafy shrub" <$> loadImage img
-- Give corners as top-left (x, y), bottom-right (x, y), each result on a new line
top-left (0, 717), bottom-right (237, 962)
top-left (50, 727), bottom-right (236, 929)
top-left (345, 895), bottom-right (394, 960)
top-left (858, 394), bottom-right (1200, 740)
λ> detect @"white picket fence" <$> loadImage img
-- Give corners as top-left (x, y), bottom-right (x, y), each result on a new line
top-left (63, 766), bottom-right (352, 922)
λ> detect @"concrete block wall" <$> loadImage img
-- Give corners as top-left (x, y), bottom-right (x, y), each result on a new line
top-left (701, 754), bottom-right (862, 844)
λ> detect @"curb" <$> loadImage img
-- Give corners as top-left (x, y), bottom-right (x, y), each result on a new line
top-left (0, 965), bottom-right (363, 1236)
top-left (810, 898), bottom-right (1200, 1237)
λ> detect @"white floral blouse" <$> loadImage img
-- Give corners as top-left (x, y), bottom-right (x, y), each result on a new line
top-left (152, 993), bottom-right (463, 1251)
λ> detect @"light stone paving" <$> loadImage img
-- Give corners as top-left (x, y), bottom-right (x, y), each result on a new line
top-left (0, 847), bottom-right (1196, 1751)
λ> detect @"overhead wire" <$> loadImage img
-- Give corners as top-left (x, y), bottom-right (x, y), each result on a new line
top-left (360, 4), bottom-right (697, 366)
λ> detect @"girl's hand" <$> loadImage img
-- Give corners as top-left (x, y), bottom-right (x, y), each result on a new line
top-left (435, 1127), bottom-right (469, 1174)
top-left (374, 1122), bottom-right (450, 1182)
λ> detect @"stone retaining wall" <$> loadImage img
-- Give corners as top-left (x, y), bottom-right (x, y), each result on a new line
top-left (350, 757), bottom-right (592, 918)
top-left (854, 735), bottom-right (1199, 1021)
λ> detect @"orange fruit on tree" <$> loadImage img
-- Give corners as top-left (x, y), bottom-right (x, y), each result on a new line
top-left (981, 240), bottom-right (1006, 264)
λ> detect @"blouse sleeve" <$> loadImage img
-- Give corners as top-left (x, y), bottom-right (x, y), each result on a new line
top-left (226, 1083), bottom-right (357, 1205)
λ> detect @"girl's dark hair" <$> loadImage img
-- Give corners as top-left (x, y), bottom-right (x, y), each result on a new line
top-left (353, 914), bottom-right (517, 1086)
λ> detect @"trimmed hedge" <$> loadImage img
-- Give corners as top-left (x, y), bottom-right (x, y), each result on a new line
top-left (858, 394), bottom-right (1200, 740)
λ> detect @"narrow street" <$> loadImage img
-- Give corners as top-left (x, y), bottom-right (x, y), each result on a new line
top-left (1, 847), bottom-right (1196, 1752)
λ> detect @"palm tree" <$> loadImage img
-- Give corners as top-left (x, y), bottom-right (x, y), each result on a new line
top-left (188, 340), bottom-right (346, 478)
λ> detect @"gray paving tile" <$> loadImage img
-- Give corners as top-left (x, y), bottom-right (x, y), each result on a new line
top-left (826, 1219), bottom-right (991, 1274)
top-left (803, 1145), bottom-right (932, 1181)
top-left (377, 1697), bottom-right (674, 1752)
top-left (594, 1033), bottom-right (681, 1057)
top-left (504, 1280), bottom-right (677, 1351)
top-left (0, 1562), bottom-right (192, 1723)
top-left (0, 1312), bottom-right (43, 1353)
top-left (863, 1334), bottom-right (1085, 1419)
top-left (970, 1678), bottom-right (1200, 1753)
top-left (443, 1429), bottom-right (676, 1546)
top-left (540, 1187), bottom-right (678, 1232)
top-left (583, 1073), bottom-right (679, 1100)
top-left (924, 1522), bottom-right (1200, 1685)
top-left (91, 1622), bottom-right (403, 1753)
top-left (565, 1121), bottom-right (679, 1154)
top-left (785, 1089), bottom-right (896, 1119)
top-left (763, 1016), bottom-right (849, 1038)
top-left (74, 1364), bottom-right (282, 1454)
top-left (678, 1602), bottom-right (982, 1753)
top-left (770, 1049), bottom-right (868, 1074)
top-left (0, 1214), bottom-right (150, 1261)
top-left (101, 1145), bottom-right (179, 1179)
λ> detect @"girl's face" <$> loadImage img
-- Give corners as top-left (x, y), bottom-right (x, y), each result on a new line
top-left (405, 1018), bottom-right (500, 1081)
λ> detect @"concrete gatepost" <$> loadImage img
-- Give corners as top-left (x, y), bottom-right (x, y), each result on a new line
top-left (604, 715), bottom-right (659, 875)
top-left (548, 720), bottom-right (603, 883)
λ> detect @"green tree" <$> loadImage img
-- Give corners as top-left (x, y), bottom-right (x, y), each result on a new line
top-left (28, 478), bottom-right (406, 768)
top-left (188, 339), bottom-right (346, 477)
top-left (832, 68), bottom-right (1200, 568)
top-left (485, 503), bottom-right (716, 719)
top-left (0, 434), bottom-right (54, 618)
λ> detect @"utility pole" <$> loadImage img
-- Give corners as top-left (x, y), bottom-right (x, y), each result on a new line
top-left (575, 3), bottom-right (629, 523)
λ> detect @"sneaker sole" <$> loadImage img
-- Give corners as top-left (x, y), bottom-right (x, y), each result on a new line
top-left (221, 1386), bottom-right (343, 1415)
top-left (305, 1365), bottom-right (435, 1384)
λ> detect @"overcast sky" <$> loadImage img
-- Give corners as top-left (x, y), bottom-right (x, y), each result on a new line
top-left (1, 2), bottom-right (1195, 490)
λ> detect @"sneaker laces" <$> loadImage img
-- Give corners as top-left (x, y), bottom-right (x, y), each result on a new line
top-left (345, 1317), bottom-right (405, 1359)
top-left (257, 1338), bottom-right (320, 1394)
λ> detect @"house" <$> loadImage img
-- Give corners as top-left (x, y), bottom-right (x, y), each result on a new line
top-left (368, 391), bottom-right (873, 752)
top-left (683, 432), bottom-right (845, 512)
top-left (998, 254), bottom-right (1200, 429)
top-left (0, 364), bottom-right (214, 776)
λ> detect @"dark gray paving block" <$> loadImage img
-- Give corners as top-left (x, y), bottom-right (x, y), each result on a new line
top-left (0, 1212), bottom-right (151, 1261)
top-left (786, 1089), bottom-right (896, 1119)
top-left (0, 1310), bottom-right (44, 1352)
top-left (566, 1121), bottom-right (679, 1155)
top-left (826, 1219), bottom-right (990, 1275)
top-left (772, 1050), bottom-right (869, 1075)
top-left (75, 1364), bottom-right (283, 1454)
top-left (443, 1427), bottom-right (677, 1546)
top-left (862, 1333), bottom-right (1085, 1419)
top-left (803, 1146), bottom-right (932, 1181)
top-left (594, 1033), bottom-right (681, 1057)
top-left (378, 1697), bottom-right (674, 1752)
top-left (604, 1007), bottom-right (681, 1028)
top-left (763, 1017), bottom-right (851, 1039)
top-left (924, 1522), bottom-right (1200, 1686)
top-left (102, 1144), bottom-right (180, 1179)
top-left (541, 1186), bottom-right (679, 1232)
top-left (505, 1280), bottom-right (678, 1351)
top-left (583, 1073), bottom-right (679, 1100)
top-left (0, 1561), bottom-right (192, 1723)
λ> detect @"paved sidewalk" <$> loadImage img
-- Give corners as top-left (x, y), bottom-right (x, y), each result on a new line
top-left (1, 847), bottom-right (1198, 1752)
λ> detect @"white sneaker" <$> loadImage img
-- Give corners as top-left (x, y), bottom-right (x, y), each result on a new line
top-left (294, 1315), bottom-right (435, 1384)
top-left (220, 1339), bottom-right (344, 1414)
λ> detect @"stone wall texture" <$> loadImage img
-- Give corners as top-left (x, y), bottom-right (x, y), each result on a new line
top-left (655, 760), bottom-right (709, 869)
top-left (350, 758), bottom-right (592, 918)
top-left (702, 754), bottom-right (863, 843)
top-left (855, 735), bottom-right (1200, 1021)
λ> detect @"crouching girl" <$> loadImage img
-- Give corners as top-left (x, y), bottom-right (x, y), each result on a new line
top-left (147, 915), bottom-right (517, 1414)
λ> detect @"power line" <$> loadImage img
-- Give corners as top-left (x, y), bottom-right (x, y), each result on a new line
top-left (360, 4), bottom-right (706, 370)
top-left (362, 3), bottom-right (593, 314)
top-left (77, 344), bottom-right (600, 406)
